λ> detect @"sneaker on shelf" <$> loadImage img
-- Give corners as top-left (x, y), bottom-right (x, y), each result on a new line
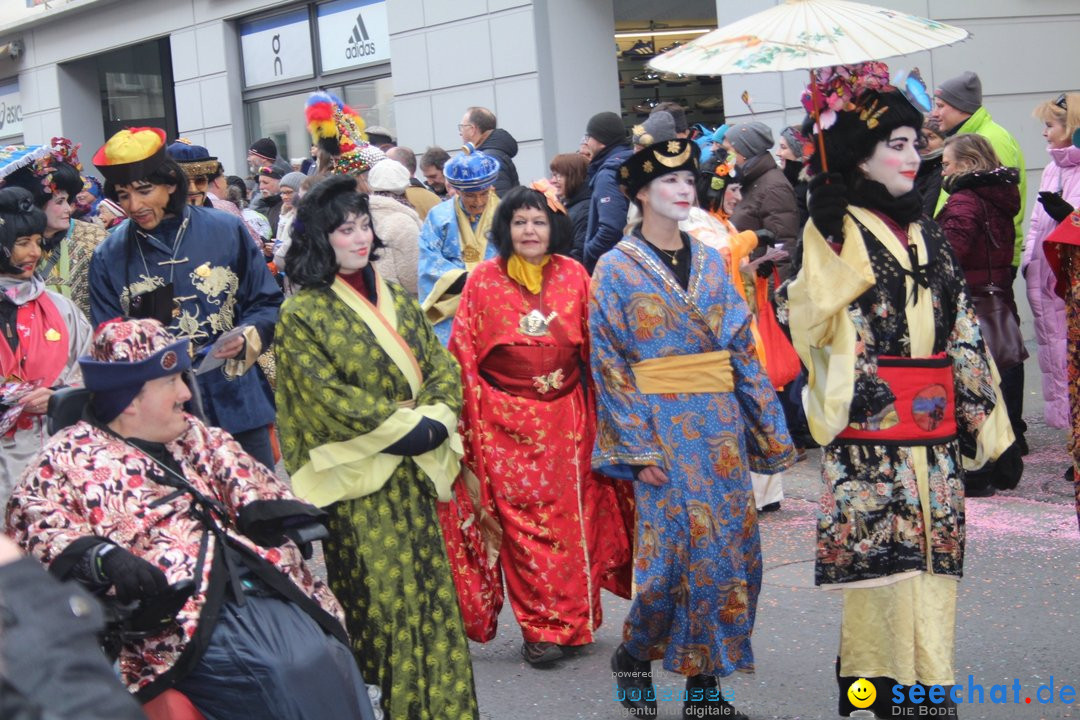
top-left (621, 39), bottom-right (655, 59)
top-left (631, 71), bottom-right (661, 87)
top-left (660, 72), bottom-right (692, 86)
top-left (632, 98), bottom-right (661, 115)
top-left (696, 95), bottom-right (724, 112)
top-left (658, 40), bottom-right (685, 54)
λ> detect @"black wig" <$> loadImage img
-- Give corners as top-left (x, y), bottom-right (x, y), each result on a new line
top-left (802, 88), bottom-right (924, 186)
top-left (102, 157), bottom-right (190, 219)
top-left (287, 174), bottom-right (384, 290)
top-left (489, 186), bottom-right (572, 261)
top-left (0, 187), bottom-right (47, 274)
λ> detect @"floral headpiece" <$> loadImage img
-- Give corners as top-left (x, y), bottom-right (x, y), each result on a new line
top-left (36, 136), bottom-right (83, 195)
top-left (801, 62), bottom-right (893, 131)
top-left (710, 154), bottom-right (737, 192)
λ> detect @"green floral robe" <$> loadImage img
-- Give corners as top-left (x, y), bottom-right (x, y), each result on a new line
top-left (276, 277), bottom-right (478, 720)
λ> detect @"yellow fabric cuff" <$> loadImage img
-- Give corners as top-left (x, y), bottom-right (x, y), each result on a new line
top-left (421, 269), bottom-right (467, 326)
top-left (223, 325), bottom-right (263, 379)
top-left (291, 402), bottom-right (463, 507)
top-left (786, 217), bottom-right (875, 445)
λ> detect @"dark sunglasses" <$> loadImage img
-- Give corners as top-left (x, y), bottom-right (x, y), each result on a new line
top-left (1055, 93), bottom-right (1068, 110)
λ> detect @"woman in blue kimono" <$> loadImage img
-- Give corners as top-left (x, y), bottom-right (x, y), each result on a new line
top-left (591, 138), bottom-right (795, 720)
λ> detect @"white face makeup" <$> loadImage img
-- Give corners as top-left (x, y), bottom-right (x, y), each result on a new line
top-left (329, 212), bottom-right (374, 273)
top-left (859, 127), bottom-right (922, 198)
top-left (638, 170), bottom-right (696, 222)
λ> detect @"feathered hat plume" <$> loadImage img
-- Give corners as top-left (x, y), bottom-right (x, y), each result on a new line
top-left (305, 91), bottom-right (368, 156)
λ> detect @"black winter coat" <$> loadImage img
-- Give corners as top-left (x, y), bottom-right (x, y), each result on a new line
top-left (478, 129), bottom-right (520, 198)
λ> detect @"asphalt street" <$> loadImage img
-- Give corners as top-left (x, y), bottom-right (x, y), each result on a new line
top-left (470, 413), bottom-right (1078, 720)
top-left (470, 282), bottom-right (1080, 720)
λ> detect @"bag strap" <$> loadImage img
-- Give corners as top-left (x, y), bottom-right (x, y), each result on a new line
top-left (973, 194), bottom-right (999, 288)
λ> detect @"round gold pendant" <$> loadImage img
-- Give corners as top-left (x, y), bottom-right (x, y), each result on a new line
top-left (462, 246), bottom-right (480, 264)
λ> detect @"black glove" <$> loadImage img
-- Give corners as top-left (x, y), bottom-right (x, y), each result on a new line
top-left (756, 260), bottom-right (775, 279)
top-left (384, 417), bottom-right (449, 456)
top-left (446, 272), bottom-right (468, 296)
top-left (754, 228), bottom-right (776, 247)
top-left (808, 173), bottom-right (848, 241)
top-left (283, 522), bottom-right (330, 560)
top-left (95, 545), bottom-right (170, 604)
top-left (1038, 191), bottom-right (1075, 224)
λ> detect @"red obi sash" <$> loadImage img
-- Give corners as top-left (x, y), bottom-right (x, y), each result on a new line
top-left (479, 344), bottom-right (581, 401)
top-left (834, 353), bottom-right (956, 446)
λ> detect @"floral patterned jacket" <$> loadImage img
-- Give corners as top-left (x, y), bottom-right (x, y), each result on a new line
top-left (6, 415), bottom-right (346, 701)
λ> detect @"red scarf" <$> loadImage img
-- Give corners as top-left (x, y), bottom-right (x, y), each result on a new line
top-left (0, 292), bottom-right (70, 386)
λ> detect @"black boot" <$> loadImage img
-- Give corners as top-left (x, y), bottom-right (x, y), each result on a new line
top-left (835, 656), bottom-right (896, 718)
top-left (610, 644), bottom-right (656, 717)
top-left (683, 674), bottom-right (748, 719)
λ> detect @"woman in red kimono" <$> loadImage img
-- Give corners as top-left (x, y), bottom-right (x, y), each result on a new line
top-left (448, 186), bottom-right (631, 666)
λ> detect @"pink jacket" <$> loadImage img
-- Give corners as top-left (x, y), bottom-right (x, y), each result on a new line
top-left (1022, 144), bottom-right (1080, 428)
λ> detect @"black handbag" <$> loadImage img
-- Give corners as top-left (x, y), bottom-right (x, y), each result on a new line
top-left (969, 198), bottom-right (1028, 371)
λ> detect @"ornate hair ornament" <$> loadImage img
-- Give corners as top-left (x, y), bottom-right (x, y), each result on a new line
top-left (801, 61), bottom-right (893, 131)
top-left (857, 97), bottom-right (890, 130)
top-left (34, 137), bottom-right (83, 196)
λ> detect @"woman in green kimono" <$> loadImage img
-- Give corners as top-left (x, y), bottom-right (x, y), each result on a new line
top-left (275, 175), bottom-right (478, 720)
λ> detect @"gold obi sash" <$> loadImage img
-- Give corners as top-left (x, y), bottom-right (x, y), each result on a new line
top-left (631, 350), bottom-right (734, 394)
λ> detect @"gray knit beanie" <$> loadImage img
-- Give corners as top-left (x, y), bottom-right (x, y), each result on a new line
top-left (935, 71), bottom-right (982, 114)
top-left (279, 172), bottom-right (305, 192)
top-left (633, 111), bottom-right (677, 146)
top-left (728, 122), bottom-right (774, 159)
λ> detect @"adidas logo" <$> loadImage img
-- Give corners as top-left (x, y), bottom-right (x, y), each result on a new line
top-left (345, 11), bottom-right (377, 60)
top-left (350, 13), bottom-right (369, 44)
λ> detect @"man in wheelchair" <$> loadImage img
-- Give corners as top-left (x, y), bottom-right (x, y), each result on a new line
top-left (6, 318), bottom-right (381, 720)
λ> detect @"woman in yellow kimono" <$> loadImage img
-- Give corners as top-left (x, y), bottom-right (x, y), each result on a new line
top-left (275, 175), bottom-right (478, 720)
top-left (777, 73), bottom-right (1014, 717)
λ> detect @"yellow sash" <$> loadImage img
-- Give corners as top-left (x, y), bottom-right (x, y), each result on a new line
top-left (291, 273), bottom-right (463, 506)
top-left (631, 350), bottom-right (733, 394)
top-left (454, 191), bottom-right (498, 271)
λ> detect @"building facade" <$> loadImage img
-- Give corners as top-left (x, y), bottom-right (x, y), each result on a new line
top-left (1, 0), bottom-right (1078, 189)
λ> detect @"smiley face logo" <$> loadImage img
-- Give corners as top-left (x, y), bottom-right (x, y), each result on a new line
top-left (847, 678), bottom-right (876, 709)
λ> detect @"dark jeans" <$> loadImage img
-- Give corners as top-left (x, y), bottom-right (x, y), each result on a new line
top-left (175, 594), bottom-right (378, 720)
top-left (232, 425), bottom-right (275, 470)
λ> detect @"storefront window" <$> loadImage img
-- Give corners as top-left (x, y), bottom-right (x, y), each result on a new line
top-left (97, 39), bottom-right (176, 139)
top-left (245, 77), bottom-right (394, 170)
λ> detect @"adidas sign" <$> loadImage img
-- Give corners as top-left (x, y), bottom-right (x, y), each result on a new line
top-left (345, 11), bottom-right (377, 60)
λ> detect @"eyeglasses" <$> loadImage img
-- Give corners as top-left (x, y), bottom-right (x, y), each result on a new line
top-left (1056, 93), bottom-right (1068, 110)
top-left (457, 123), bottom-right (475, 132)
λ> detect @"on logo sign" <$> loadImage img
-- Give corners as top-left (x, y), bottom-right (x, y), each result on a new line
top-left (346, 11), bottom-right (377, 59)
top-left (272, 33), bottom-right (283, 76)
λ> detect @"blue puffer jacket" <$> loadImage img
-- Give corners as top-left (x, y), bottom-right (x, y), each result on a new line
top-left (584, 142), bottom-right (633, 274)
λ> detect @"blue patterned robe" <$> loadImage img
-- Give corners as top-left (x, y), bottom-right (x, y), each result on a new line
top-left (417, 199), bottom-right (497, 345)
top-left (88, 206), bottom-right (282, 435)
top-left (589, 234), bottom-right (796, 677)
